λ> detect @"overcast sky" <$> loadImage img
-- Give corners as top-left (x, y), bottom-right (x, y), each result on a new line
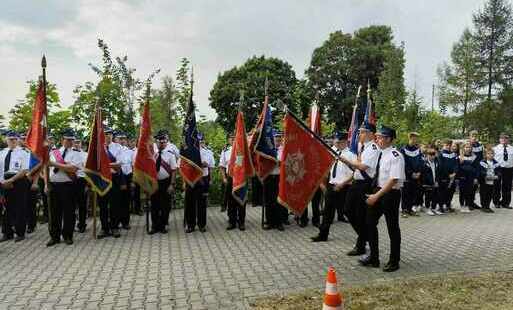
top-left (0, 0), bottom-right (487, 124)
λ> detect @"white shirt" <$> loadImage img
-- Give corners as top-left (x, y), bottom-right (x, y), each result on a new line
top-left (74, 149), bottom-right (88, 178)
top-left (154, 143), bottom-right (180, 159)
top-left (155, 148), bottom-right (177, 180)
top-left (354, 140), bottom-right (380, 181)
top-left (377, 146), bottom-right (405, 189)
top-left (329, 146), bottom-right (356, 185)
top-left (106, 142), bottom-right (123, 164)
top-left (0, 147), bottom-right (30, 182)
top-left (219, 146), bottom-right (233, 169)
top-left (200, 147), bottom-right (215, 176)
top-left (493, 144), bottom-right (513, 168)
top-left (119, 146), bottom-right (134, 175)
top-left (481, 160), bottom-right (500, 185)
top-left (49, 147), bottom-right (81, 183)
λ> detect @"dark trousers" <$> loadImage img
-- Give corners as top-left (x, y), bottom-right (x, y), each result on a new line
top-left (263, 175), bottom-right (284, 227)
top-left (132, 183), bottom-right (142, 214)
top-left (119, 174), bottom-right (131, 226)
top-left (459, 179), bottom-right (475, 207)
top-left (150, 177), bottom-right (172, 231)
top-left (75, 178), bottom-right (87, 230)
top-left (366, 189), bottom-right (401, 263)
top-left (98, 174), bottom-right (122, 232)
top-left (318, 185), bottom-right (348, 238)
top-left (2, 178), bottom-right (29, 237)
top-left (438, 180), bottom-right (452, 208)
top-left (498, 167), bottom-right (513, 207)
top-left (49, 182), bottom-right (76, 240)
top-left (26, 185), bottom-right (38, 231)
top-left (424, 187), bottom-right (437, 210)
top-left (345, 180), bottom-right (372, 250)
top-left (252, 177), bottom-right (263, 207)
top-left (300, 189), bottom-right (322, 225)
top-left (401, 181), bottom-right (420, 212)
top-left (184, 177), bottom-right (208, 229)
top-left (480, 183), bottom-right (496, 209)
top-left (226, 177), bottom-right (246, 226)
top-left (39, 178), bottom-right (49, 220)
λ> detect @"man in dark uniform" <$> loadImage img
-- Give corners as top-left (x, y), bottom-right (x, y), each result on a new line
top-left (73, 137), bottom-right (88, 233)
top-left (400, 132), bottom-right (424, 216)
top-left (0, 131), bottom-right (30, 242)
top-left (361, 126), bottom-right (405, 272)
top-left (311, 131), bottom-right (355, 241)
top-left (150, 130), bottom-right (177, 234)
top-left (339, 123), bottom-right (380, 256)
top-left (263, 131), bottom-right (286, 231)
top-left (116, 131), bottom-right (133, 230)
top-left (18, 132), bottom-right (39, 234)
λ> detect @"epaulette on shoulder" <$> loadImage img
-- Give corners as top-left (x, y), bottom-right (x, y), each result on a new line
top-left (392, 150), bottom-right (400, 157)
top-left (371, 143), bottom-right (378, 150)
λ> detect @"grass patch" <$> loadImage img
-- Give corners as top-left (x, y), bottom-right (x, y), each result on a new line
top-left (251, 271), bottom-right (513, 310)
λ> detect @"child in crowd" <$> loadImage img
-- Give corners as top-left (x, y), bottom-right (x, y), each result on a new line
top-left (437, 140), bottom-right (458, 212)
top-left (458, 142), bottom-right (480, 213)
top-left (479, 147), bottom-right (500, 213)
top-left (423, 148), bottom-right (441, 215)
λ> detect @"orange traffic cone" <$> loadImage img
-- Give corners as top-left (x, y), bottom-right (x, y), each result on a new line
top-left (322, 266), bottom-right (344, 310)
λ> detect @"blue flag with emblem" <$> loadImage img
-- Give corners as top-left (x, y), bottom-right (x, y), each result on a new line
top-left (250, 96), bottom-right (278, 181)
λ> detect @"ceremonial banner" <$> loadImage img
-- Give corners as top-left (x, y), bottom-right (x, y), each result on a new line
top-left (84, 107), bottom-right (112, 196)
top-left (133, 102), bottom-right (158, 195)
top-left (364, 86), bottom-right (377, 126)
top-left (229, 111), bottom-right (254, 205)
top-left (278, 112), bottom-right (335, 215)
top-left (179, 83), bottom-right (203, 186)
top-left (25, 81), bottom-right (48, 166)
top-left (250, 95), bottom-right (278, 181)
top-left (347, 103), bottom-right (360, 154)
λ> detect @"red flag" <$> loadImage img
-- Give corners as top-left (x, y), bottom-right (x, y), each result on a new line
top-left (228, 111), bottom-right (255, 205)
top-left (278, 112), bottom-right (335, 215)
top-left (25, 81), bottom-right (48, 165)
top-left (133, 102), bottom-right (158, 195)
top-left (83, 106), bottom-right (112, 196)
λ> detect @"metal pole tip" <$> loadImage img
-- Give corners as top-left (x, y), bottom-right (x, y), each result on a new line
top-left (41, 55), bottom-right (47, 68)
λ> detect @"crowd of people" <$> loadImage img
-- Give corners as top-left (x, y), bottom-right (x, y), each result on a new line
top-left (0, 122), bottom-right (512, 273)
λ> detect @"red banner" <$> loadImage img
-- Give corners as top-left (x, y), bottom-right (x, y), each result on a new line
top-left (278, 113), bottom-right (335, 215)
top-left (25, 82), bottom-right (48, 165)
top-left (133, 102), bottom-right (158, 195)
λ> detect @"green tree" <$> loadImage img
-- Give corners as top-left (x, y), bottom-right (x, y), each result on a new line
top-left (473, 0), bottom-right (513, 99)
top-left (209, 56), bottom-right (298, 133)
top-left (175, 58), bottom-right (191, 120)
top-left (8, 80), bottom-right (70, 134)
top-left (437, 28), bottom-right (481, 134)
top-left (150, 76), bottom-right (181, 144)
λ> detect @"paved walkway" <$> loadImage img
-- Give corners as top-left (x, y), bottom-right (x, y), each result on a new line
top-left (1, 204), bottom-right (513, 309)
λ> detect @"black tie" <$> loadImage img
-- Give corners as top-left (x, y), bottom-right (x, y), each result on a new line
top-left (156, 150), bottom-right (162, 172)
top-left (374, 152), bottom-right (383, 184)
top-left (504, 145), bottom-right (508, 162)
top-left (332, 150), bottom-right (341, 178)
top-left (54, 149), bottom-right (68, 174)
top-left (4, 150), bottom-right (12, 173)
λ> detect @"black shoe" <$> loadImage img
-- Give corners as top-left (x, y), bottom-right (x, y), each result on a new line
top-left (77, 226), bottom-right (86, 233)
top-left (383, 262), bottom-right (400, 272)
top-left (238, 224), bottom-right (246, 231)
top-left (0, 235), bottom-right (13, 243)
top-left (347, 247), bottom-right (366, 256)
top-left (112, 229), bottom-right (121, 238)
top-left (263, 224), bottom-right (272, 230)
top-left (199, 227), bottom-right (206, 233)
top-left (481, 207), bottom-right (494, 213)
top-left (284, 220), bottom-right (291, 225)
top-left (276, 224), bottom-right (285, 231)
top-left (299, 222), bottom-right (307, 228)
top-left (46, 239), bottom-right (60, 247)
top-left (122, 224), bottom-right (131, 230)
top-left (311, 235), bottom-right (328, 242)
top-left (226, 224), bottom-right (236, 230)
top-left (27, 227), bottom-right (35, 234)
top-left (14, 235), bottom-right (25, 242)
top-left (185, 227), bottom-right (194, 233)
top-left (359, 255), bottom-right (380, 268)
top-left (312, 222), bottom-right (320, 228)
top-left (97, 231), bottom-right (112, 239)
top-left (148, 229), bottom-right (158, 235)
top-left (504, 205), bottom-right (513, 209)
top-left (160, 228), bottom-right (168, 234)
top-left (64, 238), bottom-right (73, 245)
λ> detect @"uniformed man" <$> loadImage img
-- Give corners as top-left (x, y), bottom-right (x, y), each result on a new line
top-left (493, 133), bottom-right (513, 209)
top-left (116, 131), bottom-right (133, 229)
top-left (47, 129), bottom-right (81, 246)
top-left (128, 137), bottom-right (143, 216)
top-left (18, 131), bottom-right (39, 233)
top-left (150, 130), bottom-right (177, 234)
top-left (0, 131), bottom-right (30, 242)
top-left (184, 133), bottom-right (215, 233)
top-left (361, 126), bottom-right (405, 272)
top-left (97, 128), bottom-right (123, 239)
top-left (400, 132), bottom-right (424, 216)
top-left (469, 130), bottom-right (483, 209)
top-left (40, 133), bottom-right (57, 224)
top-left (311, 131), bottom-right (355, 242)
top-left (338, 123), bottom-right (380, 256)
top-left (219, 134), bottom-right (234, 213)
top-left (73, 137), bottom-right (88, 233)
top-left (263, 131), bottom-right (285, 231)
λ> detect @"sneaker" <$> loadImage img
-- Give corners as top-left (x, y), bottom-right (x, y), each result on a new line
top-left (460, 206), bottom-right (471, 213)
top-left (427, 209), bottom-right (436, 216)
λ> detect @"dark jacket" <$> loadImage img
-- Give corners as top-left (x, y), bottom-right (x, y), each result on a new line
top-left (400, 144), bottom-right (424, 181)
top-left (457, 154), bottom-right (480, 185)
top-left (472, 142), bottom-right (484, 162)
top-left (422, 158), bottom-right (440, 187)
top-left (478, 159), bottom-right (501, 185)
top-left (437, 149), bottom-right (458, 181)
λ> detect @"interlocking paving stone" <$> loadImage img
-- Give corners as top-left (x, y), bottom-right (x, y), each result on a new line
top-left (1, 198), bottom-right (513, 309)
